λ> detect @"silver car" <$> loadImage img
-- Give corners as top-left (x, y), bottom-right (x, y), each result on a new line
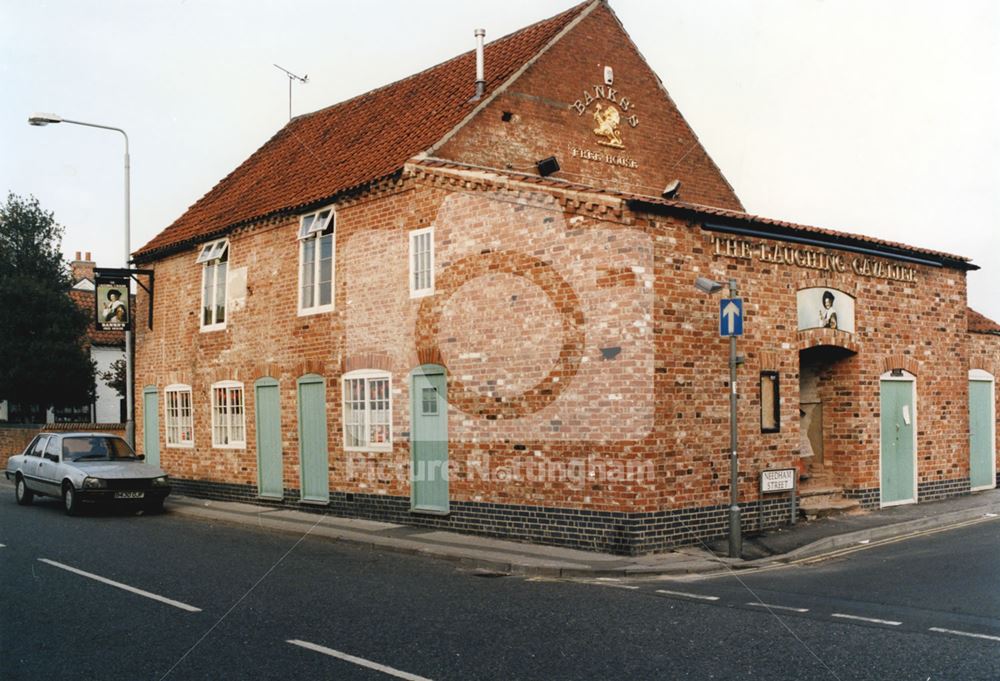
top-left (5, 432), bottom-right (170, 514)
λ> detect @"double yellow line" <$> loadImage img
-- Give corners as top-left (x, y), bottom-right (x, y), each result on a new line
top-left (791, 515), bottom-right (998, 566)
top-left (693, 514), bottom-right (998, 580)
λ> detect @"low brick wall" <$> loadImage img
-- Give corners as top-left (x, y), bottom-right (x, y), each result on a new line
top-left (171, 478), bottom-right (798, 555)
top-left (0, 423), bottom-right (127, 469)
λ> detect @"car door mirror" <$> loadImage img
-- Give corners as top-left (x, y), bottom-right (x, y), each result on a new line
top-left (44, 453), bottom-right (59, 463)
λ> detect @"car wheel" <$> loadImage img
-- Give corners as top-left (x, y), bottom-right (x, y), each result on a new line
top-left (145, 497), bottom-right (165, 514)
top-left (63, 483), bottom-right (80, 516)
top-left (15, 476), bottom-right (33, 505)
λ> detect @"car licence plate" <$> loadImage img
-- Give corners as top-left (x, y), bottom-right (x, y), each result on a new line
top-left (114, 491), bottom-right (145, 499)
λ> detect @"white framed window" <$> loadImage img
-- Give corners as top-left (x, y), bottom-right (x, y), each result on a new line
top-left (342, 370), bottom-right (392, 452)
top-left (199, 238), bottom-right (229, 331)
top-left (409, 227), bottom-right (434, 298)
top-left (298, 207), bottom-right (335, 314)
top-left (211, 380), bottom-right (246, 448)
top-left (164, 384), bottom-right (194, 447)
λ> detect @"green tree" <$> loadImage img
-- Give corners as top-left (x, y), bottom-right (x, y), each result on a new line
top-left (0, 193), bottom-right (95, 420)
top-left (99, 358), bottom-right (126, 398)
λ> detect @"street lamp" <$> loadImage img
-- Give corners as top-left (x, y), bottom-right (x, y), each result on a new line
top-left (695, 275), bottom-right (742, 558)
top-left (28, 112), bottom-right (134, 448)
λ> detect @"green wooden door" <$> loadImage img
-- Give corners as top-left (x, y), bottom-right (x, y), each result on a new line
top-left (411, 366), bottom-right (448, 513)
top-left (255, 377), bottom-right (284, 499)
top-left (142, 386), bottom-right (160, 467)
top-left (297, 375), bottom-right (329, 503)
top-left (880, 379), bottom-right (915, 505)
top-left (969, 379), bottom-right (995, 490)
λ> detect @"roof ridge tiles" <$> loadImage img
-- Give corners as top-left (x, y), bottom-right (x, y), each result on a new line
top-left (135, 1), bottom-right (593, 259)
top-left (290, 1), bottom-right (596, 126)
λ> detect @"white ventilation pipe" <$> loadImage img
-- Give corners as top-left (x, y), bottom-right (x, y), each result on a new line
top-left (474, 28), bottom-right (486, 98)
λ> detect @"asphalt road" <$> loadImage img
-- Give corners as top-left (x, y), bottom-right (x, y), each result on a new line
top-left (1, 491), bottom-right (998, 680)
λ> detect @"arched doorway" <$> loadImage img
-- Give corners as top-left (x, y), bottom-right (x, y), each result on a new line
top-left (798, 345), bottom-right (856, 481)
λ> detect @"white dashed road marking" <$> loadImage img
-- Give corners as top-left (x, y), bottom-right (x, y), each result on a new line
top-left (747, 602), bottom-right (809, 613)
top-left (288, 639), bottom-right (434, 680)
top-left (586, 581), bottom-right (639, 590)
top-left (928, 628), bottom-right (1000, 643)
top-left (38, 558), bottom-right (202, 612)
top-left (831, 613), bottom-right (901, 626)
top-left (655, 589), bottom-right (720, 601)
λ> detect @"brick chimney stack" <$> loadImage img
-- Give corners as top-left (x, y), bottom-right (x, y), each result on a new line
top-left (71, 251), bottom-right (95, 285)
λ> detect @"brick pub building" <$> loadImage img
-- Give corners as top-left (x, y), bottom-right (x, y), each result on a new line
top-left (132, 1), bottom-right (999, 554)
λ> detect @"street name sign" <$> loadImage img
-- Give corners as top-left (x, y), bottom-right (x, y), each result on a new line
top-left (760, 468), bottom-right (796, 493)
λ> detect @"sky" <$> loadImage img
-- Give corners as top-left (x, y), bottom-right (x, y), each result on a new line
top-left (2, 0), bottom-right (998, 320)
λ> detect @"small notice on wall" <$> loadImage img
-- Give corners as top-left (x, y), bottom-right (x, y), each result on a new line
top-left (761, 468), bottom-right (796, 493)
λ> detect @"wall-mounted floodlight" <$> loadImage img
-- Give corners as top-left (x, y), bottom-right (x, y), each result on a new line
top-left (28, 113), bottom-right (64, 126)
top-left (662, 179), bottom-right (681, 199)
top-left (536, 156), bottom-right (560, 177)
top-left (694, 276), bottom-right (724, 294)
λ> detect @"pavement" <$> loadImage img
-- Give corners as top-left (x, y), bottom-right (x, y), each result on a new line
top-left (5, 476), bottom-right (997, 577)
top-left (159, 487), bottom-right (1000, 578)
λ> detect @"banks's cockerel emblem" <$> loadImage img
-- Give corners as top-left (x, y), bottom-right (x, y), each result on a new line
top-left (592, 103), bottom-right (624, 148)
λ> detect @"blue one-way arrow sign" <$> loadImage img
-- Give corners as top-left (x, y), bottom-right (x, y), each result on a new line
top-left (720, 298), bottom-right (743, 336)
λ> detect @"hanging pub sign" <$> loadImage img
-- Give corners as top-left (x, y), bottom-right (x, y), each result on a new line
top-left (94, 274), bottom-right (130, 331)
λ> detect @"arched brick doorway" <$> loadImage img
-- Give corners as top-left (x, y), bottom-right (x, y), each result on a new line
top-left (797, 330), bottom-right (859, 489)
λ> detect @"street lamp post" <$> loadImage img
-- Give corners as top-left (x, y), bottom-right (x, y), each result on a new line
top-left (695, 275), bottom-right (743, 558)
top-left (28, 113), bottom-right (134, 447)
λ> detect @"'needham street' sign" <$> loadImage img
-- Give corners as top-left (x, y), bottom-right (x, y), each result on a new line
top-left (719, 298), bottom-right (743, 337)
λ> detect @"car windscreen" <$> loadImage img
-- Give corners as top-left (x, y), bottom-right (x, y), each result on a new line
top-left (62, 436), bottom-right (139, 462)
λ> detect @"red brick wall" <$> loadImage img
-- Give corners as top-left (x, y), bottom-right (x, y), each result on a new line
top-left (0, 423), bottom-right (126, 470)
top-left (131, 1), bottom-right (986, 517)
top-left (135, 175), bottom-right (666, 512)
top-left (433, 3), bottom-right (743, 212)
top-left (660, 222), bottom-right (973, 506)
top-left (135, 163), bottom-right (980, 517)
top-left (0, 427), bottom-right (38, 470)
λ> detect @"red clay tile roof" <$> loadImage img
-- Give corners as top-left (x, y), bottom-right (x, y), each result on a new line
top-left (412, 157), bottom-right (976, 268)
top-left (70, 290), bottom-right (125, 346)
top-left (135, 1), bottom-right (593, 260)
top-left (968, 307), bottom-right (1000, 335)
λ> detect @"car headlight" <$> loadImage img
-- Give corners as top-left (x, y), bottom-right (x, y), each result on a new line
top-left (152, 476), bottom-right (169, 487)
top-left (82, 477), bottom-right (106, 489)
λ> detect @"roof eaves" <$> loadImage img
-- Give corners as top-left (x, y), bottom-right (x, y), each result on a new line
top-left (411, 159), bottom-right (976, 269)
top-left (133, 169), bottom-right (405, 263)
top-left (625, 197), bottom-right (977, 271)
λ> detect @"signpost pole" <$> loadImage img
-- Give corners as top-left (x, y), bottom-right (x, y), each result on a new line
top-left (727, 278), bottom-right (742, 558)
top-left (791, 475), bottom-right (797, 525)
top-left (123, 143), bottom-right (134, 448)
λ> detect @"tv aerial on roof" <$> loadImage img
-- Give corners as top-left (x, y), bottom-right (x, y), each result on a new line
top-left (274, 64), bottom-right (308, 121)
